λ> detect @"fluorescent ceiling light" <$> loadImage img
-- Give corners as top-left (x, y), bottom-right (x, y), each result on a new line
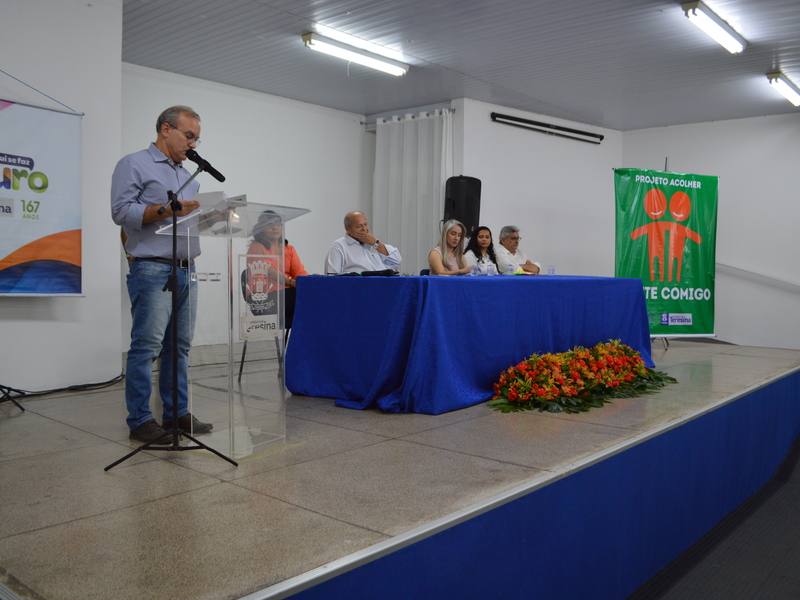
top-left (681, 1), bottom-right (747, 54)
top-left (767, 72), bottom-right (800, 106)
top-left (315, 25), bottom-right (405, 63)
top-left (302, 32), bottom-right (409, 76)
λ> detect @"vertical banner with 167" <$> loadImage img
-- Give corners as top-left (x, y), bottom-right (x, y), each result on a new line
top-left (615, 168), bottom-right (718, 336)
top-left (0, 101), bottom-right (82, 295)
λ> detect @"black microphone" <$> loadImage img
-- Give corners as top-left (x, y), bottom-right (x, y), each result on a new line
top-left (185, 149), bottom-right (226, 182)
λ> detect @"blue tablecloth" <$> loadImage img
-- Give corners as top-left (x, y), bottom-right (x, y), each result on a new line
top-left (285, 275), bottom-right (653, 414)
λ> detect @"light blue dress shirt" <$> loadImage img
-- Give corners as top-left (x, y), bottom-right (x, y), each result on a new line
top-left (325, 235), bottom-right (401, 274)
top-left (111, 143), bottom-right (201, 260)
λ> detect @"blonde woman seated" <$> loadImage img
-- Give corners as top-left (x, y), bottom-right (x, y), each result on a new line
top-left (428, 219), bottom-right (471, 276)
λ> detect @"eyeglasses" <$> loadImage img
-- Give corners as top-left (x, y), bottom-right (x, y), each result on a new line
top-left (169, 124), bottom-right (201, 145)
top-left (508, 236), bottom-right (521, 241)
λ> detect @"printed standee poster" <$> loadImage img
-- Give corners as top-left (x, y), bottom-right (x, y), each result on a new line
top-left (615, 168), bottom-right (718, 337)
top-left (0, 100), bottom-right (82, 295)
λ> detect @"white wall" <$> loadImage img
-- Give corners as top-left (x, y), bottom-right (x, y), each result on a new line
top-left (623, 114), bottom-right (800, 349)
top-left (0, 0), bottom-right (122, 390)
top-left (120, 64), bottom-right (375, 347)
top-left (454, 99), bottom-right (800, 350)
top-left (1, 1), bottom-right (795, 393)
top-left (453, 98), bottom-right (624, 277)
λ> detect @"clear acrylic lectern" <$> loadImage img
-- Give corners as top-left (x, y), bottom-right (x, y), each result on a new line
top-left (159, 194), bottom-right (309, 459)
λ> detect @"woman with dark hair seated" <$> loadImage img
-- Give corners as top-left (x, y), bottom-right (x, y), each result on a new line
top-left (464, 226), bottom-right (499, 274)
top-left (245, 211), bottom-right (308, 328)
top-left (428, 219), bottom-right (471, 276)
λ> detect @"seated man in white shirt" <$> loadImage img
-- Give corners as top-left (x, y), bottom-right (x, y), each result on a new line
top-left (325, 211), bottom-right (402, 274)
top-left (495, 225), bottom-right (541, 274)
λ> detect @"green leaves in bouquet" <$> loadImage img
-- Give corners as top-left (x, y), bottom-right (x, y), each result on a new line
top-left (489, 341), bottom-right (677, 414)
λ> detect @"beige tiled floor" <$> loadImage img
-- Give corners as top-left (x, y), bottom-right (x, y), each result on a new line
top-left (1, 340), bottom-right (799, 600)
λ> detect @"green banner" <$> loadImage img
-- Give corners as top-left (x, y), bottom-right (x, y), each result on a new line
top-left (615, 168), bottom-right (718, 336)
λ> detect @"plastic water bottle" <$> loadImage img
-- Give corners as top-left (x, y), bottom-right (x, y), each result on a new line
top-left (487, 264), bottom-right (496, 276)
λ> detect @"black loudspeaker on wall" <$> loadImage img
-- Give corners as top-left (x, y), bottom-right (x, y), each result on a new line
top-left (444, 175), bottom-right (481, 237)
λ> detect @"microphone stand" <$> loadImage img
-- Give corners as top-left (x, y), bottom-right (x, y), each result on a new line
top-left (106, 165), bottom-right (237, 471)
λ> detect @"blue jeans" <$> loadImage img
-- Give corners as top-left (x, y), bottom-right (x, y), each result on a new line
top-left (125, 259), bottom-right (197, 429)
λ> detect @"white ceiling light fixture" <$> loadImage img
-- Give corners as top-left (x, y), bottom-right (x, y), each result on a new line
top-left (681, 1), bottom-right (747, 54)
top-left (302, 32), bottom-right (410, 76)
top-left (315, 25), bottom-right (406, 63)
top-left (767, 72), bottom-right (800, 107)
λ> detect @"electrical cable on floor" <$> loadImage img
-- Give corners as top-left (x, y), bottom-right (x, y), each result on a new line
top-left (2, 350), bottom-right (281, 407)
top-left (0, 372), bottom-right (124, 406)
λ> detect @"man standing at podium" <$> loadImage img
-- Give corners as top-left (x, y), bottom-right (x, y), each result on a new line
top-left (111, 105), bottom-right (213, 443)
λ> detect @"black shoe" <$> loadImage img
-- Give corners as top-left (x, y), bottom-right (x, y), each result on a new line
top-left (129, 419), bottom-right (171, 444)
top-left (161, 413), bottom-right (213, 435)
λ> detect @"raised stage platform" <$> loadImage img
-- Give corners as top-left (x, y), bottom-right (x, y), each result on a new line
top-left (1, 340), bottom-right (799, 600)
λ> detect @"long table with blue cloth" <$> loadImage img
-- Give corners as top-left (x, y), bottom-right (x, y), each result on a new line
top-left (285, 275), bottom-right (654, 415)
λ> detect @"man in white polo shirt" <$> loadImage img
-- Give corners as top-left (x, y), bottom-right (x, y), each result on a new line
top-left (495, 225), bottom-right (541, 274)
top-left (325, 211), bottom-right (402, 274)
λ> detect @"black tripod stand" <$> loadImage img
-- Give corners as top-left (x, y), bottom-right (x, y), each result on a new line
top-left (106, 168), bottom-right (238, 471)
top-left (0, 385), bottom-right (25, 412)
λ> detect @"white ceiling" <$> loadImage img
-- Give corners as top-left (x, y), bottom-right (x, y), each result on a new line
top-left (122, 0), bottom-right (800, 131)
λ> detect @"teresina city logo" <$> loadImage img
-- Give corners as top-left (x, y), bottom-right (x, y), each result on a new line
top-left (0, 197), bottom-right (13, 217)
top-left (660, 313), bottom-right (693, 326)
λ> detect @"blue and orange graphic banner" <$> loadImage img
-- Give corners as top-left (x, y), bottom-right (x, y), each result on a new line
top-left (0, 101), bottom-right (82, 294)
top-left (615, 168), bottom-right (718, 336)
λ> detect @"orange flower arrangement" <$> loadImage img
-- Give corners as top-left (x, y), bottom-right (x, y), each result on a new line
top-left (489, 340), bottom-right (675, 413)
